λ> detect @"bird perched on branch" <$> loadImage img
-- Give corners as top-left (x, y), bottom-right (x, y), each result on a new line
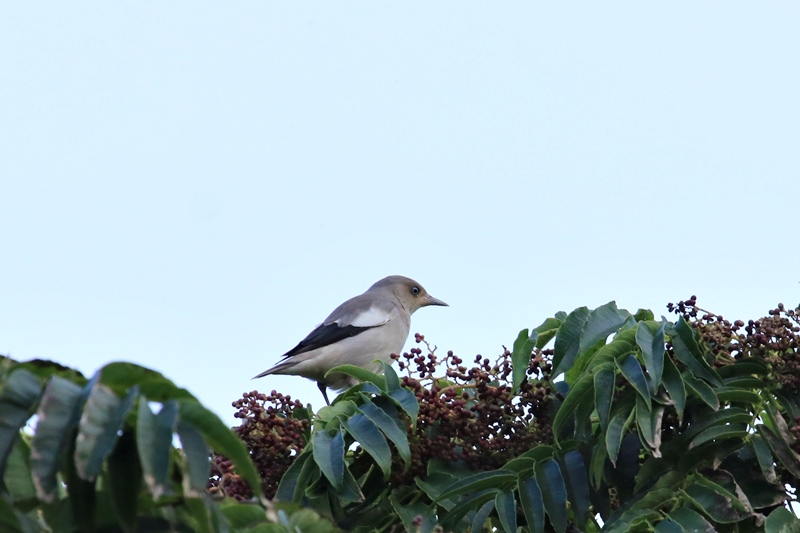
top-left (254, 275), bottom-right (448, 405)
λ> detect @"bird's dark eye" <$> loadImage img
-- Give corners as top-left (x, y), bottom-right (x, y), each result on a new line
top-left (411, 286), bottom-right (420, 295)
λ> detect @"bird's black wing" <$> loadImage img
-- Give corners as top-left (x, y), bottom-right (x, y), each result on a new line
top-left (281, 322), bottom-right (376, 359)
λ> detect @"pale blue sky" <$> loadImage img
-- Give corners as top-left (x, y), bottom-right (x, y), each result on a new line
top-left (2, 2), bottom-right (798, 424)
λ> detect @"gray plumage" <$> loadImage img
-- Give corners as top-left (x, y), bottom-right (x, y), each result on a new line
top-left (254, 275), bottom-right (447, 404)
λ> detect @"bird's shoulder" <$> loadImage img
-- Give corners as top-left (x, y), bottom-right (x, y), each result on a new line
top-left (281, 295), bottom-right (400, 359)
top-left (324, 292), bottom-right (401, 328)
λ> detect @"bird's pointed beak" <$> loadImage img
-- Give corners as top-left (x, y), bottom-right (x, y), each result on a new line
top-left (424, 294), bottom-right (448, 307)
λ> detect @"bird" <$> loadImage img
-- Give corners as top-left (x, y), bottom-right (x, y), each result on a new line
top-left (254, 275), bottom-right (448, 405)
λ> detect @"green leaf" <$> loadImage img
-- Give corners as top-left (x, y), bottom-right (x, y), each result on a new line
top-left (312, 429), bottom-right (345, 490)
top-left (503, 456), bottom-right (534, 475)
top-left (653, 519), bottom-right (684, 533)
top-left (763, 401), bottom-right (795, 442)
top-left (619, 316), bottom-right (637, 332)
top-left (520, 445), bottom-right (557, 463)
top-left (566, 342), bottom-right (608, 385)
top-left (618, 354), bottom-right (651, 410)
top-left (606, 399), bottom-right (635, 466)
top-left (494, 490), bottom-right (517, 533)
top-left (220, 502), bottom-right (268, 528)
top-left (553, 307), bottom-right (590, 377)
top-left (519, 477), bottom-right (545, 533)
top-left (775, 391), bottom-right (800, 424)
top-left (30, 376), bottom-right (84, 503)
top-left (589, 435), bottom-right (608, 490)
top-left (343, 414), bottom-right (392, 477)
top-left (106, 429), bottom-right (141, 531)
top-left (99, 362), bottom-right (196, 402)
top-left (561, 450), bottom-right (590, 523)
top-left (759, 425), bottom-right (800, 478)
top-left (383, 362), bottom-right (400, 391)
top-left (574, 381), bottom-right (595, 442)
top-left (341, 381), bottom-right (383, 400)
top-left (591, 328), bottom-right (639, 365)
top-left (437, 470), bottom-right (517, 501)
top-left (40, 497), bottom-right (73, 532)
top-left (440, 489), bottom-right (498, 531)
top-left (636, 396), bottom-right (663, 455)
top-left (690, 424), bottom-right (749, 449)
top-left (578, 302), bottom-right (631, 354)
top-left (533, 317), bottom-right (563, 349)
top-left (723, 376), bottom-right (769, 389)
top-left (3, 437), bottom-right (36, 505)
top-left (389, 491), bottom-right (438, 533)
top-left (136, 398), bottom-right (177, 498)
top-left (0, 369), bottom-right (42, 474)
top-left (512, 329), bottom-right (537, 392)
top-left (11, 358), bottom-right (87, 386)
top-left (714, 387), bottom-right (761, 405)
top-left (416, 471), bottom-right (459, 505)
top-left (684, 375), bottom-right (720, 410)
top-left (536, 459), bottom-right (567, 533)
top-left (636, 321), bottom-right (665, 390)
top-left (74, 382), bottom-right (137, 481)
top-left (721, 453), bottom-right (785, 510)
top-left (68, 417), bottom-right (102, 532)
top-left (750, 434), bottom-right (778, 484)
top-left (275, 451), bottom-right (312, 502)
top-left (616, 433), bottom-right (642, 502)
top-left (603, 487), bottom-right (676, 533)
top-left (668, 318), bottom-right (721, 386)
top-left (283, 507), bottom-right (342, 533)
top-left (177, 420), bottom-right (211, 497)
top-left (593, 364), bottom-right (615, 432)
top-left (428, 457), bottom-right (470, 476)
top-left (765, 507), bottom-right (800, 533)
top-left (471, 500), bottom-right (495, 533)
top-left (358, 399), bottom-right (410, 466)
top-left (682, 474), bottom-right (750, 523)
top-left (717, 357), bottom-right (770, 379)
top-left (387, 387), bottom-right (419, 421)
top-left (676, 439), bottom-right (748, 475)
top-left (667, 507), bottom-right (715, 531)
top-left (679, 407), bottom-right (751, 443)
top-left (182, 497), bottom-right (216, 533)
top-left (177, 398), bottom-right (262, 500)
top-left (552, 369), bottom-right (596, 443)
top-left (0, 498), bottom-right (25, 533)
top-left (661, 356), bottom-right (686, 423)
top-left (317, 399), bottom-right (359, 424)
top-left (326, 365), bottom-right (386, 393)
top-left (706, 469), bottom-right (761, 513)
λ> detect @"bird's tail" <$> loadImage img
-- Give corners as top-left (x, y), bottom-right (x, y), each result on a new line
top-left (252, 361), bottom-right (293, 380)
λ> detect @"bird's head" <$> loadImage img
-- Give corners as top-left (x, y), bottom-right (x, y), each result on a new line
top-left (370, 275), bottom-right (448, 314)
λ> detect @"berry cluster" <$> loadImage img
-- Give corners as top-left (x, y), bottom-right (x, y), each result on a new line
top-left (388, 334), bottom-right (554, 482)
top-left (668, 297), bottom-right (800, 390)
top-left (668, 296), bottom-right (743, 361)
top-left (208, 390), bottom-right (308, 500)
top-left (792, 418), bottom-right (800, 455)
top-left (210, 336), bottom-right (557, 499)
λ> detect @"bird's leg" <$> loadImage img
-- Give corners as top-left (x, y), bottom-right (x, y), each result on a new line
top-left (318, 382), bottom-right (331, 406)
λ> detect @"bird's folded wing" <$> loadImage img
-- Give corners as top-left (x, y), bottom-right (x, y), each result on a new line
top-left (281, 302), bottom-right (396, 359)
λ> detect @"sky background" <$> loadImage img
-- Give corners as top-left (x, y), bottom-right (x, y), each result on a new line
top-left (1, 2), bottom-right (799, 426)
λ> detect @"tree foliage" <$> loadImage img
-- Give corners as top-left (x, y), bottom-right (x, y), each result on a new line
top-left (0, 359), bottom-right (332, 532)
top-left (2, 298), bottom-right (800, 532)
